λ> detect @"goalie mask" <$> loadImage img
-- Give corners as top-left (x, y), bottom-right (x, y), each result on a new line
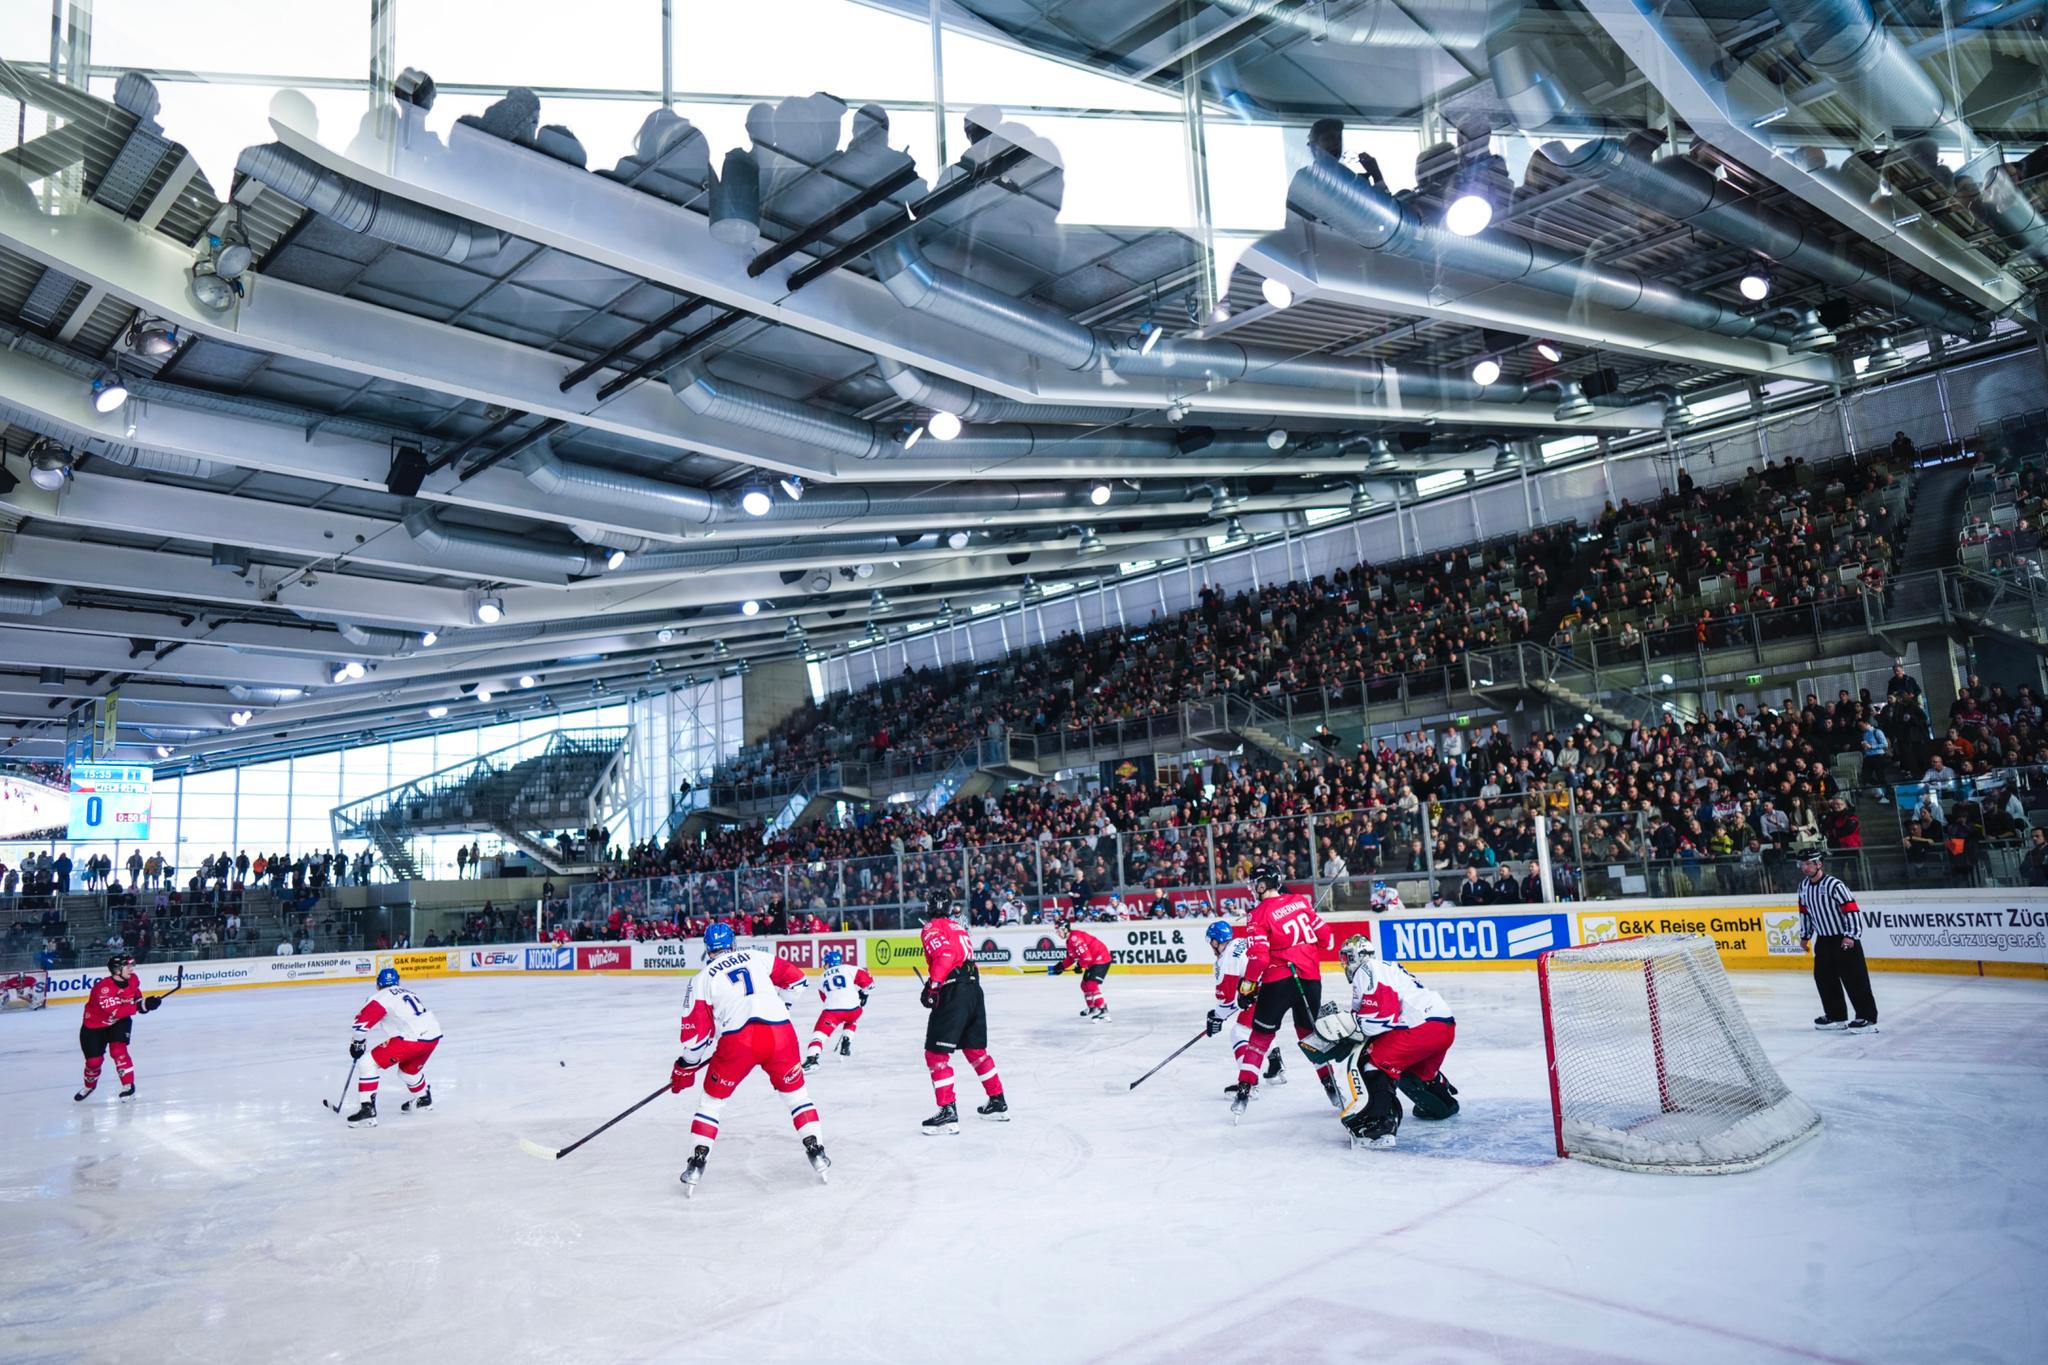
top-left (1339, 933), bottom-right (1377, 981)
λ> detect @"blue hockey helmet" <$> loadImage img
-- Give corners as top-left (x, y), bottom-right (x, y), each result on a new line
top-left (376, 966), bottom-right (400, 989)
top-left (823, 948), bottom-right (844, 969)
top-left (703, 921), bottom-right (735, 952)
top-left (1206, 920), bottom-right (1233, 947)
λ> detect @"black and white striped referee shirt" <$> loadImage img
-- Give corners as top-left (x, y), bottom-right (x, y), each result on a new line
top-left (1798, 874), bottom-right (1861, 939)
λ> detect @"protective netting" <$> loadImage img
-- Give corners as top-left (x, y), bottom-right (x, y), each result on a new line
top-left (1540, 934), bottom-right (1820, 1174)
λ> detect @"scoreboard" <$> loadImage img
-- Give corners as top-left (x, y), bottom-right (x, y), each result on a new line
top-left (68, 763), bottom-right (153, 841)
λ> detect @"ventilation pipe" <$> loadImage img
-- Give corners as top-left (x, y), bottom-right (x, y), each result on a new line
top-left (402, 509), bottom-right (611, 580)
top-left (226, 684), bottom-right (309, 703)
top-left (335, 621), bottom-right (420, 654)
top-left (92, 444), bottom-right (222, 480)
top-left (874, 356), bottom-right (1138, 426)
top-left (1206, 0), bottom-right (1498, 48)
top-left (873, 238), bottom-right (1527, 405)
top-left (709, 148), bottom-right (762, 246)
top-left (1546, 140), bottom-right (1990, 339)
top-left (0, 585), bottom-right (66, 615)
top-left (513, 443), bottom-right (720, 526)
top-left (1288, 147), bottom-right (1813, 350)
top-left (1766, 0), bottom-right (1950, 136)
top-left (1975, 166), bottom-right (2048, 272)
top-left (235, 143), bottom-right (504, 263)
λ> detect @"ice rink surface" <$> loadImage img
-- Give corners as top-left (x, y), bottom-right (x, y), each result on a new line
top-left (2, 966), bottom-right (2043, 1365)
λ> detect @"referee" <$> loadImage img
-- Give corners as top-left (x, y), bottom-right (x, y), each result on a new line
top-left (1797, 853), bottom-right (1879, 1033)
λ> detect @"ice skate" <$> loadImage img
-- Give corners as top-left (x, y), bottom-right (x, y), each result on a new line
top-left (1264, 1053), bottom-right (1287, 1086)
top-left (803, 1053), bottom-right (820, 1072)
top-left (345, 1100), bottom-right (378, 1128)
top-left (401, 1086), bottom-right (432, 1113)
top-left (836, 1033), bottom-right (852, 1058)
top-left (1320, 1073), bottom-right (1344, 1110)
top-left (976, 1094), bottom-right (1010, 1122)
top-left (1845, 1018), bottom-right (1879, 1034)
top-left (117, 1083), bottom-right (136, 1101)
top-left (1228, 1082), bottom-right (1252, 1124)
top-left (1351, 1131), bottom-right (1398, 1151)
top-left (73, 1084), bottom-right (94, 1103)
top-left (1090, 1006), bottom-right (1110, 1022)
top-left (679, 1144), bottom-right (710, 1196)
top-left (804, 1135), bottom-right (831, 1182)
top-left (920, 1102), bottom-right (960, 1136)
top-left (1813, 1016), bottom-right (1849, 1031)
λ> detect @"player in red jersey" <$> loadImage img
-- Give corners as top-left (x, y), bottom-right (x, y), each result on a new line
top-left (918, 892), bottom-right (1007, 1134)
top-left (76, 955), bottom-right (162, 1102)
top-left (804, 949), bottom-right (875, 1069)
top-left (1212, 865), bottom-right (1338, 1121)
top-left (1048, 920), bottom-right (1113, 1020)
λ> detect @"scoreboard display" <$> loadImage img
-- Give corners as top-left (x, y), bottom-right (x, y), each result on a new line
top-left (68, 763), bottom-right (153, 841)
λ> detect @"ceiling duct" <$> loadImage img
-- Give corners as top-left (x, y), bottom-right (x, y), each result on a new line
top-left (335, 621), bottom-right (420, 654)
top-left (1766, 0), bottom-right (1949, 136)
top-left (874, 356), bottom-right (1137, 426)
top-left (90, 444), bottom-right (222, 480)
top-left (1206, 0), bottom-right (1498, 48)
top-left (1288, 147), bottom-right (1812, 350)
top-left (616, 533), bottom-right (942, 576)
top-left (1975, 166), bottom-right (2048, 272)
top-left (708, 149), bottom-right (762, 246)
top-left (513, 442), bottom-right (720, 526)
top-left (1545, 140), bottom-right (1989, 339)
top-left (0, 585), bottom-right (66, 616)
top-left (234, 143), bottom-right (505, 263)
top-left (402, 509), bottom-right (611, 581)
top-left (873, 238), bottom-right (1528, 406)
top-left (226, 685), bottom-right (309, 703)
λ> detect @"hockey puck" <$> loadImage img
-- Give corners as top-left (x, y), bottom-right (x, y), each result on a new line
top-left (559, 1060), bottom-right (566, 1067)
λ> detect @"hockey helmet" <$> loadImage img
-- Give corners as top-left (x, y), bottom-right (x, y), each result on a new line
top-left (1372, 879), bottom-right (1387, 891)
top-left (1338, 933), bottom-right (1377, 980)
top-left (703, 921), bottom-right (736, 952)
top-left (1249, 863), bottom-right (1284, 895)
top-left (107, 953), bottom-right (134, 976)
top-left (923, 891), bottom-right (953, 921)
top-left (822, 948), bottom-right (844, 969)
top-left (1205, 919), bottom-right (1234, 948)
top-left (376, 966), bottom-right (401, 989)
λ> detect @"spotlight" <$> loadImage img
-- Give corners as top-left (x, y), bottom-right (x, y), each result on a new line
top-left (1534, 340), bottom-right (1563, 363)
top-left (1660, 673), bottom-right (1675, 685)
top-left (1348, 484), bottom-right (1374, 515)
top-left (1076, 527), bottom-right (1106, 556)
top-left (1088, 480), bottom-right (1113, 507)
top-left (945, 529), bottom-right (971, 550)
top-left (229, 710), bottom-right (252, 727)
top-left (1470, 357), bottom-right (1502, 387)
top-left (713, 639), bottom-right (729, 656)
top-left (90, 371), bottom-right (130, 413)
top-left (1444, 192), bottom-right (1492, 237)
top-left (778, 475), bottom-right (806, 501)
top-left (1738, 268), bottom-right (1771, 301)
top-left (474, 596), bottom-right (504, 624)
top-left (127, 318), bottom-right (180, 356)
top-left (852, 562), bottom-right (876, 580)
top-left (343, 660), bottom-right (366, 680)
top-left (1785, 310), bottom-right (1837, 351)
top-left (519, 674), bottom-right (537, 689)
top-left (1265, 429), bottom-right (1289, 451)
top-left (741, 599), bottom-right (760, 617)
top-left (427, 705), bottom-right (449, 719)
top-left (657, 627), bottom-right (676, 643)
top-left (476, 686), bottom-right (494, 703)
top-left (784, 619), bottom-right (806, 642)
top-left (605, 548), bottom-right (628, 570)
top-left (1223, 516), bottom-right (1248, 543)
top-left (1866, 336), bottom-right (1905, 373)
top-left (1138, 321), bottom-right (1163, 356)
top-left (188, 261), bottom-right (240, 312)
top-left (1551, 383), bottom-right (1595, 421)
top-left (904, 425), bottom-right (925, 449)
top-left (740, 485), bottom-right (773, 516)
top-left (27, 440), bottom-right (74, 491)
top-left (1583, 712), bottom-right (1595, 723)
top-left (420, 630), bottom-right (438, 647)
top-left (869, 589), bottom-right (893, 616)
top-left (1365, 440), bottom-right (1398, 472)
top-left (928, 410), bottom-right (962, 441)
top-left (154, 744), bottom-right (173, 759)
top-left (1260, 278), bottom-right (1294, 310)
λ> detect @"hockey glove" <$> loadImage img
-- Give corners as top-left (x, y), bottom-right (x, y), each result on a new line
top-left (348, 1038), bottom-right (367, 1061)
top-left (1049, 964), bottom-right (1066, 976)
top-left (919, 979), bottom-right (940, 1010)
top-left (670, 1057), bottom-right (701, 1093)
top-left (1235, 979), bottom-right (1260, 1012)
top-left (141, 995), bottom-right (161, 1012)
top-left (1203, 1009), bottom-right (1228, 1038)
top-left (857, 990), bottom-right (870, 1007)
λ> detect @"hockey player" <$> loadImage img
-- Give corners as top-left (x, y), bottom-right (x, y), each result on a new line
top-left (1, 968), bottom-right (43, 1010)
top-left (1301, 933), bottom-right (1459, 1149)
top-left (1368, 879), bottom-right (1404, 913)
top-left (1212, 865), bottom-right (1337, 1121)
top-left (345, 967), bottom-right (443, 1127)
top-left (1203, 919), bottom-right (1285, 1094)
top-left (75, 955), bottom-right (162, 1101)
top-left (918, 892), bottom-right (1007, 1133)
top-left (804, 949), bottom-right (874, 1069)
top-left (670, 921), bottom-right (828, 1192)
top-left (1048, 919), bottom-right (1112, 1020)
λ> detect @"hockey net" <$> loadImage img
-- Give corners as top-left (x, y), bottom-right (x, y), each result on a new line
top-left (0, 967), bottom-right (48, 1012)
top-left (1538, 934), bottom-right (1820, 1174)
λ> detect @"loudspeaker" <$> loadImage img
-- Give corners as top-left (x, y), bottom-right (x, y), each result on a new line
top-left (1581, 367), bottom-right (1622, 399)
top-left (1818, 297), bottom-right (1856, 331)
top-left (385, 446), bottom-right (429, 498)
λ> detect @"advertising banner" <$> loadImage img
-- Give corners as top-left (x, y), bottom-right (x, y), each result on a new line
top-left (1854, 901), bottom-right (2048, 969)
top-left (67, 761), bottom-right (153, 841)
top-left (575, 944), bottom-right (633, 971)
top-left (527, 945), bottom-right (578, 971)
top-left (269, 953), bottom-right (377, 984)
top-left (460, 947), bottom-right (528, 973)
top-left (1375, 909), bottom-right (1568, 968)
top-left (867, 935), bottom-right (927, 975)
top-left (379, 950), bottom-right (454, 979)
top-left (1574, 907), bottom-right (1805, 970)
top-left (766, 936), bottom-right (860, 971)
top-left (630, 940), bottom-right (699, 973)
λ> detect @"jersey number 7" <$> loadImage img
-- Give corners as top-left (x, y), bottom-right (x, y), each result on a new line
top-left (726, 967), bottom-right (754, 995)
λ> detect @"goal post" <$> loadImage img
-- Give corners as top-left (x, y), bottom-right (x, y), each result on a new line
top-left (1537, 933), bottom-right (1820, 1175)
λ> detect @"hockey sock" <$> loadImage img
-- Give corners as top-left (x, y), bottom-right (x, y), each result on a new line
top-left (403, 1068), bottom-right (427, 1097)
top-left (1239, 1031), bottom-right (1275, 1088)
top-left (81, 1057), bottom-right (102, 1090)
top-left (807, 1031), bottom-right (827, 1059)
top-left (925, 1050), bottom-right (957, 1107)
top-left (108, 1042), bottom-right (135, 1088)
top-left (690, 1093), bottom-right (726, 1150)
top-left (1082, 980), bottom-right (1105, 1010)
top-left (357, 1062), bottom-right (381, 1099)
top-left (962, 1047), bottom-right (1002, 1098)
top-left (785, 1084), bottom-right (821, 1140)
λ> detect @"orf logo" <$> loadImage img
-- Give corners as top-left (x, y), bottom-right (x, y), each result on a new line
top-left (972, 938), bottom-right (1014, 965)
top-left (1021, 936), bottom-right (1064, 965)
top-left (577, 946), bottom-right (629, 970)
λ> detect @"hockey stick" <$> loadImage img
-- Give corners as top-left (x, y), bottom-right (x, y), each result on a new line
top-left (321, 1059), bottom-right (359, 1114)
top-left (518, 1083), bottom-right (670, 1161)
top-left (1124, 1027), bottom-right (1211, 1091)
top-left (154, 964), bottom-right (184, 1003)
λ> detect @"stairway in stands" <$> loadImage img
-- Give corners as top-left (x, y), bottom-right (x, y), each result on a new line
top-left (1897, 462), bottom-right (1970, 575)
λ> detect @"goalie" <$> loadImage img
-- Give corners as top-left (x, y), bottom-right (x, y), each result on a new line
top-left (1300, 934), bottom-right (1459, 1150)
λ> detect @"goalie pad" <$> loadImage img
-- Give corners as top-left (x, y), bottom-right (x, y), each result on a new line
top-left (1340, 1068), bottom-right (1401, 1139)
top-left (1398, 1072), bottom-right (1460, 1120)
top-left (1299, 1011), bottom-right (1363, 1066)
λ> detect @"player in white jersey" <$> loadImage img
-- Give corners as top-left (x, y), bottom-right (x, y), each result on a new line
top-left (669, 922), bottom-right (828, 1192)
top-left (805, 949), bottom-right (875, 1069)
top-left (1368, 879), bottom-right (1404, 913)
top-left (345, 966), bottom-right (443, 1127)
top-left (1201, 920), bottom-right (1285, 1095)
top-left (1301, 933), bottom-right (1459, 1149)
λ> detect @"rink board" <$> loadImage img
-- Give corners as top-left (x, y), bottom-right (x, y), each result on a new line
top-left (42, 890), bottom-right (2045, 1003)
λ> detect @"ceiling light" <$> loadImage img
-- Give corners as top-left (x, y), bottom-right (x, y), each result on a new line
top-left (188, 262), bottom-right (239, 313)
top-left (476, 686), bottom-right (493, 703)
top-left (519, 674), bottom-right (537, 689)
top-left (605, 548), bottom-right (628, 570)
top-left (154, 744), bottom-right (173, 759)
top-left (90, 370), bottom-right (130, 414)
top-left (474, 596), bottom-right (504, 625)
top-left (426, 705), bottom-right (449, 719)
top-left (128, 318), bottom-right (179, 356)
top-left (784, 619), bottom-right (806, 642)
top-left (1470, 357), bottom-right (1502, 387)
top-left (657, 627), bottom-right (676, 643)
top-left (778, 475), bottom-right (806, 501)
top-left (741, 599), bottom-right (760, 617)
top-left (1265, 429), bottom-right (1289, 451)
top-left (1534, 340), bottom-right (1563, 363)
top-left (27, 441), bottom-right (74, 491)
top-left (1494, 447), bottom-right (1523, 472)
top-left (1866, 337), bottom-right (1905, 373)
top-left (852, 562), bottom-right (876, 579)
top-left (229, 710), bottom-right (252, 728)
top-left (1348, 485), bottom-right (1375, 515)
top-left (1076, 527), bottom-right (1106, 555)
top-left (1365, 440), bottom-right (1399, 472)
top-left (944, 529), bottom-right (971, 550)
top-left (1583, 712), bottom-right (1595, 723)
top-left (1223, 516), bottom-right (1248, 543)
top-left (342, 660), bottom-right (366, 680)
top-left (1260, 278), bottom-right (1294, 310)
top-left (1660, 673), bottom-right (1675, 685)
top-left (1552, 383), bottom-right (1596, 422)
top-left (1088, 480), bottom-right (1113, 507)
top-left (1785, 310), bottom-right (1837, 351)
top-left (1738, 268), bottom-right (1772, 301)
top-left (1444, 192), bottom-right (1492, 237)
top-left (928, 410), bottom-right (962, 441)
top-left (869, 589), bottom-right (893, 615)
top-left (212, 239), bottom-right (253, 281)
top-left (739, 485), bottom-right (773, 517)
top-left (1662, 399), bottom-right (1696, 432)
top-left (903, 425), bottom-right (925, 449)
top-left (1138, 322), bottom-right (1163, 356)
top-left (713, 639), bottom-right (729, 656)
top-left (419, 630), bottom-right (438, 647)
